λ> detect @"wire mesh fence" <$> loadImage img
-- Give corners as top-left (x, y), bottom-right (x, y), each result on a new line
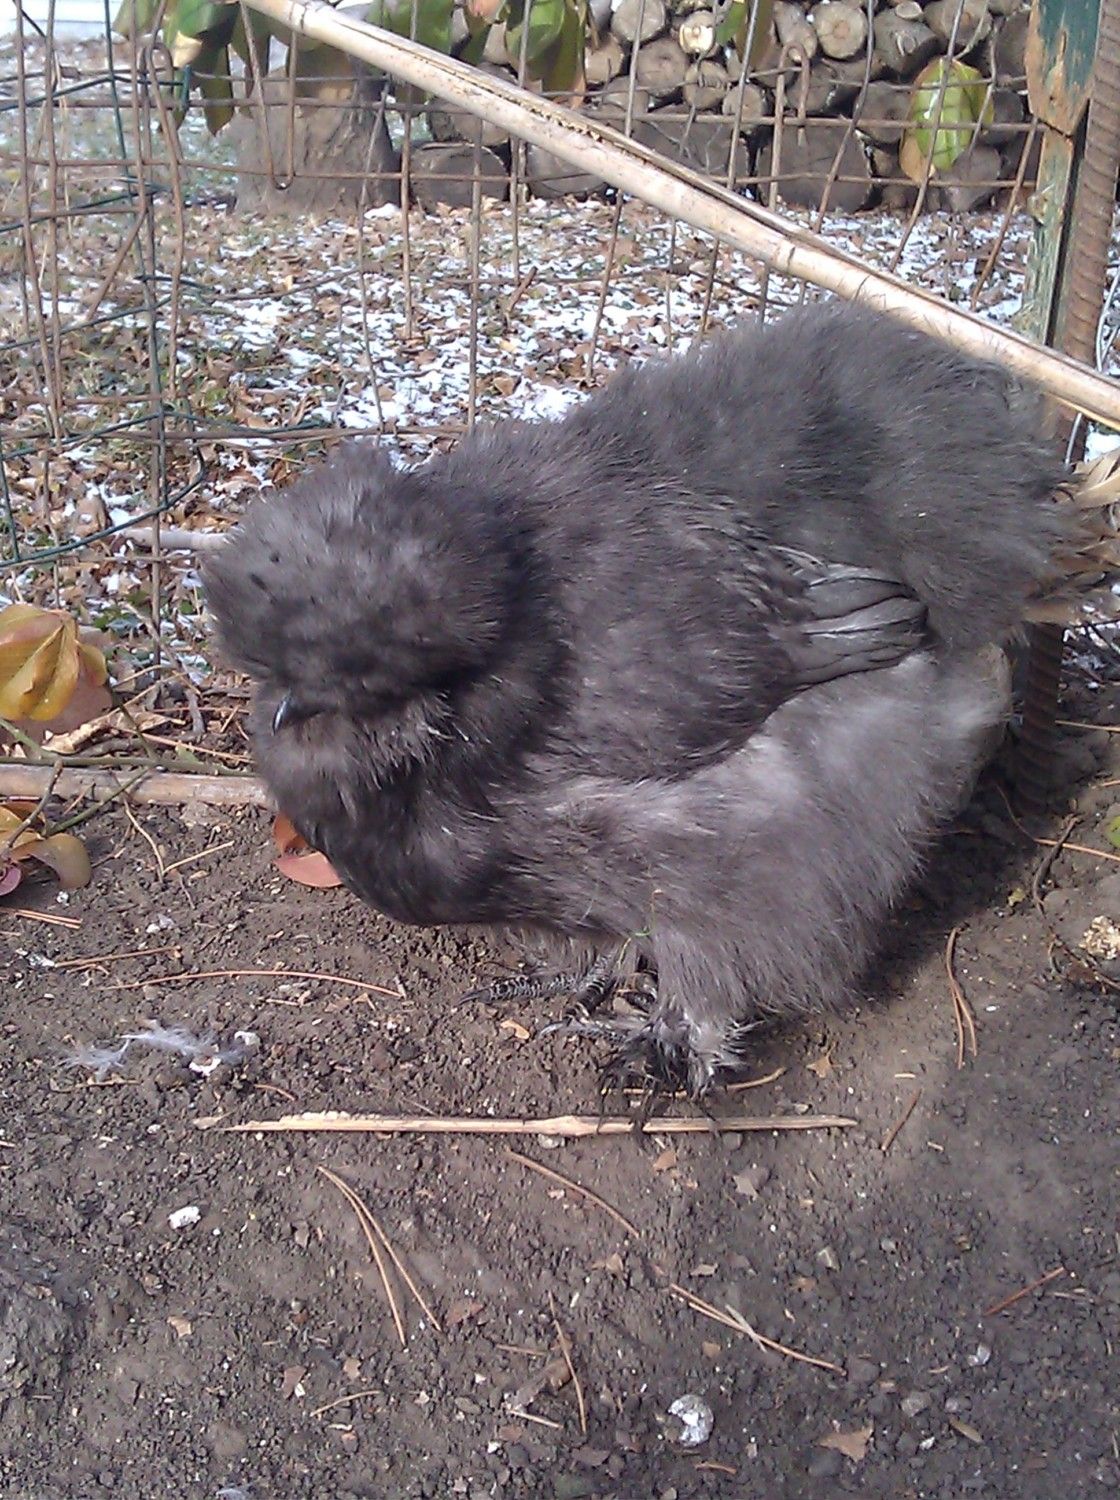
top-left (0, 0), bottom-right (1113, 696)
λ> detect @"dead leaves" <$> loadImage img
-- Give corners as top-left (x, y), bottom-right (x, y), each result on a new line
top-left (0, 602), bottom-right (108, 726)
top-left (817, 1424), bottom-right (874, 1463)
top-left (0, 802), bottom-right (91, 897)
top-left (272, 813), bottom-right (343, 889)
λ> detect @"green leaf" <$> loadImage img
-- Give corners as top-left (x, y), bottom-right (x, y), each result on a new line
top-left (163, 0), bottom-right (236, 70)
top-left (229, 6), bottom-right (273, 78)
top-left (366, 0), bottom-right (455, 52)
top-left (901, 58), bottom-right (993, 180)
top-left (197, 44), bottom-right (235, 135)
top-left (174, 0), bottom-right (235, 40)
top-left (111, 0), bottom-right (159, 41)
top-left (537, 0), bottom-right (586, 96)
top-left (506, 0), bottom-right (567, 67)
top-left (290, 41), bottom-right (358, 85)
top-left (720, 0), bottom-right (773, 68)
top-left (1104, 816), bottom-right (1120, 850)
top-left (458, 23), bottom-right (490, 65)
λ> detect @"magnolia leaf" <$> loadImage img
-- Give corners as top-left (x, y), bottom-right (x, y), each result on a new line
top-left (112, 0), bottom-right (160, 40)
top-left (365, 0), bottom-right (455, 101)
top-left (175, 0), bottom-right (235, 40)
top-left (276, 848), bottom-right (344, 888)
top-left (229, 5), bottom-right (273, 77)
top-left (506, 0), bottom-right (567, 67)
top-left (0, 605), bottom-right (81, 722)
top-left (720, 0), bottom-right (772, 66)
top-left (901, 58), bottom-right (993, 181)
top-left (272, 814), bottom-right (344, 889)
top-left (0, 805), bottom-right (92, 892)
top-left (367, 0), bottom-right (455, 53)
top-left (538, 0), bottom-right (587, 100)
top-left (197, 45), bottom-right (236, 134)
top-left (291, 39), bottom-right (360, 93)
top-left (19, 832), bottom-right (92, 890)
top-left (0, 604), bottom-right (109, 734)
top-left (0, 805), bottom-right (42, 847)
top-left (163, 0), bottom-right (237, 73)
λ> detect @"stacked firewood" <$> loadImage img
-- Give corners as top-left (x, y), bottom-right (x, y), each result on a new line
top-left (410, 0), bottom-right (1035, 214)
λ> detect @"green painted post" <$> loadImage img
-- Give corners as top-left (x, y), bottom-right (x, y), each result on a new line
top-left (1016, 0), bottom-right (1105, 810)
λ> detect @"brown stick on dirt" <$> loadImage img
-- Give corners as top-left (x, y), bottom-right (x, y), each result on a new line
top-left (0, 765), bottom-right (270, 809)
top-left (228, 1111), bottom-right (857, 1137)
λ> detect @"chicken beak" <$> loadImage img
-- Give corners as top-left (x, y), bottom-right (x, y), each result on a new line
top-left (272, 692), bottom-right (297, 733)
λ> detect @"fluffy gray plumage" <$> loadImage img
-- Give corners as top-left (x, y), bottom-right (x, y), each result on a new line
top-left (204, 302), bottom-right (1071, 1096)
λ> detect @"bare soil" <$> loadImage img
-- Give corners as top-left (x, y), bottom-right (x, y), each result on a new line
top-left (3, 672), bottom-right (1119, 1500)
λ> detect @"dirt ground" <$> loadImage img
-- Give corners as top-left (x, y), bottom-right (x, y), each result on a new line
top-left (3, 661), bottom-right (1120, 1500)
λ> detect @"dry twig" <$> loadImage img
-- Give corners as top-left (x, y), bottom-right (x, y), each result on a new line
top-left (51, 942), bottom-right (179, 971)
top-left (507, 1148), bottom-right (639, 1239)
top-left (111, 966), bottom-right (400, 998)
top-left (231, 1111), bottom-right (856, 1137)
top-left (945, 925), bottom-right (977, 1068)
top-left (318, 1165), bottom-right (442, 1335)
top-left (309, 1388), bottom-right (384, 1419)
top-left (669, 1283), bottom-right (843, 1374)
top-left (318, 1165), bottom-right (406, 1347)
top-left (983, 1265), bottom-right (1066, 1318)
top-left (548, 1291), bottom-right (587, 1437)
top-left (880, 1089), bottom-right (922, 1154)
top-left (6, 907), bottom-right (81, 928)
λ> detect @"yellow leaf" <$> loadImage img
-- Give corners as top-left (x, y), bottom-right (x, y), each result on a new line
top-left (22, 833), bottom-right (92, 889)
top-left (77, 638), bottom-right (109, 686)
top-left (0, 604), bottom-right (86, 721)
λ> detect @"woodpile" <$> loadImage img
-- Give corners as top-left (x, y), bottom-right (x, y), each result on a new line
top-left (413, 0), bottom-right (1038, 215)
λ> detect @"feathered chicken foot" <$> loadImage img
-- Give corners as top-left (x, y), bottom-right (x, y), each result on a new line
top-left (460, 950), bottom-right (618, 1012)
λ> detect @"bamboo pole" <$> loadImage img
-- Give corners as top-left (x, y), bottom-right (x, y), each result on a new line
top-left (228, 1110), bottom-right (857, 1136)
top-left (243, 0), bottom-right (1120, 429)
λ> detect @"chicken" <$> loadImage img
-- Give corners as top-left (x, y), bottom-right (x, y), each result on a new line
top-left (204, 301), bottom-right (1073, 1097)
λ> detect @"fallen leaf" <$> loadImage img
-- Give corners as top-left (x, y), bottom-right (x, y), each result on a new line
top-left (272, 813), bottom-right (343, 888)
top-left (46, 706), bottom-right (168, 755)
top-left (818, 1424), bottom-right (873, 1462)
top-left (0, 806), bottom-right (92, 891)
top-left (948, 1417), bottom-right (983, 1444)
top-left (0, 602), bottom-right (107, 724)
top-left (651, 1147), bottom-right (678, 1172)
top-left (167, 1315), bottom-right (192, 1339)
top-left (280, 1364), bottom-right (307, 1399)
top-left (732, 1165), bottom-right (770, 1199)
top-left (591, 1251), bottom-right (624, 1275)
top-left (20, 832), bottom-right (92, 889)
top-left (445, 1297), bottom-right (486, 1327)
